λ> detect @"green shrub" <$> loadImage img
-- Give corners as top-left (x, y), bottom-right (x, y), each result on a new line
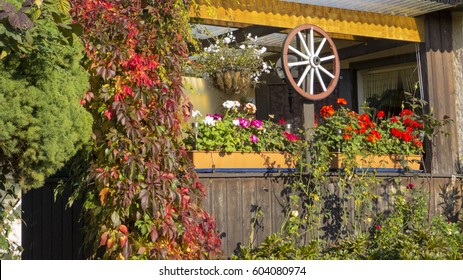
top-left (0, 0), bottom-right (92, 190)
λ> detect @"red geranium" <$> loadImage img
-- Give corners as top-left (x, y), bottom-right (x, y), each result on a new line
top-left (337, 98), bottom-right (347, 105)
top-left (413, 139), bottom-right (423, 147)
top-left (377, 110), bottom-right (385, 118)
top-left (320, 105), bottom-right (335, 118)
top-left (391, 128), bottom-right (402, 138)
top-left (282, 131), bottom-right (300, 142)
top-left (365, 135), bottom-right (376, 143)
top-left (399, 109), bottom-right (413, 117)
top-left (401, 132), bottom-right (413, 142)
top-left (358, 113), bottom-right (371, 123)
top-left (369, 130), bottom-right (382, 140)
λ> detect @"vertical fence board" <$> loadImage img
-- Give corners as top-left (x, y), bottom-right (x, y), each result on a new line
top-left (255, 178), bottom-right (272, 246)
top-left (210, 178), bottom-right (227, 253)
top-left (31, 187), bottom-right (42, 259)
top-left (226, 178), bottom-right (242, 254)
top-left (241, 178), bottom-right (257, 249)
top-left (270, 177), bottom-right (286, 235)
top-left (41, 184), bottom-right (53, 259)
top-left (51, 184), bottom-right (63, 260)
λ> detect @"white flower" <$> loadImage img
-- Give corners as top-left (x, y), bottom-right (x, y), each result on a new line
top-left (203, 115), bottom-right (216, 126)
top-left (223, 100), bottom-right (234, 109)
top-left (239, 44), bottom-right (245, 50)
top-left (223, 37), bottom-right (231, 44)
top-left (223, 100), bottom-right (241, 109)
top-left (232, 119), bottom-right (240, 126)
top-left (192, 110), bottom-right (202, 118)
top-left (291, 210), bottom-right (299, 217)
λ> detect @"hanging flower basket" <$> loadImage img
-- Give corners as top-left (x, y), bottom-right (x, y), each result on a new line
top-left (213, 70), bottom-right (251, 95)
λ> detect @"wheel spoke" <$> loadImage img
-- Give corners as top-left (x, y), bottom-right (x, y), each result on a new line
top-left (297, 65), bottom-right (311, 87)
top-left (315, 38), bottom-right (326, 56)
top-left (297, 31), bottom-right (311, 56)
top-left (288, 45), bottom-right (310, 60)
top-left (315, 68), bottom-right (326, 91)
top-left (309, 68), bottom-right (314, 95)
top-left (309, 28), bottom-right (314, 56)
top-left (319, 65), bottom-right (335, 79)
top-left (320, 55), bottom-right (335, 62)
top-left (288, 60), bottom-right (311, 67)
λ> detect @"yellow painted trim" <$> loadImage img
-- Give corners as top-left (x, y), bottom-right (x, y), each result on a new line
top-left (191, 0), bottom-right (425, 42)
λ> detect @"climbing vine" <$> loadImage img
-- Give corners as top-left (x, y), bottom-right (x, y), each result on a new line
top-left (70, 0), bottom-right (222, 259)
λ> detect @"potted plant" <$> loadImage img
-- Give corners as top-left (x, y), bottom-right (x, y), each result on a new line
top-left (313, 96), bottom-right (450, 172)
top-left (191, 32), bottom-right (272, 95)
top-left (183, 100), bottom-right (300, 172)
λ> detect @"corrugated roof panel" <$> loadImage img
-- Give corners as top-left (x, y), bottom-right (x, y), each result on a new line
top-left (281, 0), bottom-right (459, 16)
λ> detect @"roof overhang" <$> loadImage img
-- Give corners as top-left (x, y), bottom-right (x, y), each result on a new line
top-left (190, 0), bottom-right (461, 42)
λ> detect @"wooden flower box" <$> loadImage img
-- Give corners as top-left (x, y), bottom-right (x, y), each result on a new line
top-left (330, 152), bottom-right (422, 172)
top-left (187, 151), bottom-right (296, 173)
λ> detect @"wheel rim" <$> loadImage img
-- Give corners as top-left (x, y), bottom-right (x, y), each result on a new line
top-left (281, 24), bottom-right (340, 101)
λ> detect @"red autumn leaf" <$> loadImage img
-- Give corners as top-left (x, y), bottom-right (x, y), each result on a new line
top-left (119, 224), bottom-right (128, 235)
top-left (119, 235), bottom-right (128, 247)
top-left (99, 231), bottom-right (109, 247)
top-left (107, 236), bottom-right (115, 249)
top-left (99, 187), bottom-right (110, 205)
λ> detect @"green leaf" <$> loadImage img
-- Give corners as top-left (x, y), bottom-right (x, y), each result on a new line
top-left (31, 8), bottom-right (41, 21)
top-left (25, 30), bottom-right (33, 45)
top-left (55, 0), bottom-right (70, 15)
top-left (110, 211), bottom-right (120, 226)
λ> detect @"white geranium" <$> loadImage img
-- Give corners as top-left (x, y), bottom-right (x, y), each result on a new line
top-left (192, 110), bottom-right (202, 118)
top-left (203, 115), bottom-right (216, 126)
top-left (223, 100), bottom-right (241, 110)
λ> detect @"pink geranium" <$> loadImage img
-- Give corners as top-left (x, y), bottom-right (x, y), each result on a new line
top-left (251, 119), bottom-right (263, 129)
top-left (250, 134), bottom-right (259, 143)
top-left (239, 118), bottom-right (250, 128)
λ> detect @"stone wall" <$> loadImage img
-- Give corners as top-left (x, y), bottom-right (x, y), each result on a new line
top-left (453, 12), bottom-right (463, 169)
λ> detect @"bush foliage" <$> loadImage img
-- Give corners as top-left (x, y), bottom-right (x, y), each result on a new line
top-left (0, 0), bottom-right (92, 190)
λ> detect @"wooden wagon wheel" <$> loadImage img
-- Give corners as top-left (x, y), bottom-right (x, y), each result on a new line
top-left (281, 24), bottom-right (340, 101)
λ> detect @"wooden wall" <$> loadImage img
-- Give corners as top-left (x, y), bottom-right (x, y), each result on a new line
top-left (21, 181), bottom-right (85, 260)
top-left (199, 173), bottom-right (463, 257)
top-left (21, 173), bottom-right (462, 259)
top-left (421, 11), bottom-right (460, 175)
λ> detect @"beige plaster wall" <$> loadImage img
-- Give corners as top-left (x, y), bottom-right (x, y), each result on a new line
top-left (182, 76), bottom-right (255, 117)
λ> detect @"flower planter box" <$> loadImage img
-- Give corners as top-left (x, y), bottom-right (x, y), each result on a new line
top-left (330, 152), bottom-right (422, 172)
top-left (187, 151), bottom-right (296, 173)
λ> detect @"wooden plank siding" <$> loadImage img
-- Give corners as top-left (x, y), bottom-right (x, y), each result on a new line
top-left (21, 181), bottom-right (85, 260)
top-left (420, 11), bottom-right (460, 176)
top-left (21, 173), bottom-right (462, 259)
top-left (199, 173), bottom-right (463, 257)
